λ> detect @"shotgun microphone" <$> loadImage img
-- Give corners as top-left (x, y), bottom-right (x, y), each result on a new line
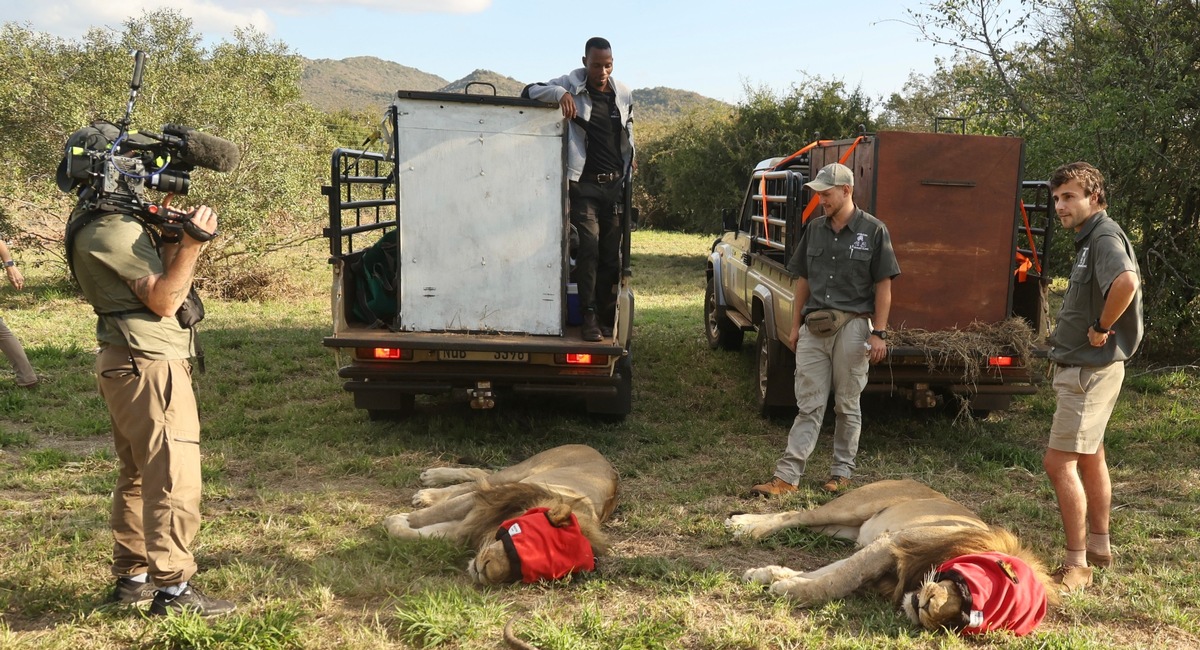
top-left (144, 125), bottom-right (241, 173)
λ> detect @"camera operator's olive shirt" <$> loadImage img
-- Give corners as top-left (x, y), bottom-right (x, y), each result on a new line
top-left (70, 212), bottom-right (195, 359)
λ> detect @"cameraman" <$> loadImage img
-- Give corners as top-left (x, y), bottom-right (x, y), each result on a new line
top-left (69, 200), bottom-right (234, 617)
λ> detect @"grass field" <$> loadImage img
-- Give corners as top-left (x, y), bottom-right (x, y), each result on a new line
top-left (1, 230), bottom-right (1198, 649)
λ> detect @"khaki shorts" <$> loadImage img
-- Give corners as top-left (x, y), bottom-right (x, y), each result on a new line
top-left (1049, 362), bottom-right (1125, 454)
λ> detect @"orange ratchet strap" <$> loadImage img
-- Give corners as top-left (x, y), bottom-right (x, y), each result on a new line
top-left (801, 136), bottom-right (864, 223)
top-left (1018, 200), bottom-right (1042, 275)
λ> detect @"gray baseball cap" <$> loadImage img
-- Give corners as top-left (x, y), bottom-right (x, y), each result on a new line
top-left (805, 163), bottom-right (854, 191)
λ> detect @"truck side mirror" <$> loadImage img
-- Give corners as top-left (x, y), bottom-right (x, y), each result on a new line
top-left (721, 207), bottom-right (738, 232)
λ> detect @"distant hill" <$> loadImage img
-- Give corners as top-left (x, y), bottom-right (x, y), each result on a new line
top-left (300, 56), bottom-right (447, 112)
top-left (439, 69), bottom-right (527, 97)
top-left (301, 57), bottom-right (727, 118)
top-left (632, 87), bottom-right (728, 122)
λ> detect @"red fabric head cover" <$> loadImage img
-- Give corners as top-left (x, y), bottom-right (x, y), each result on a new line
top-left (497, 507), bottom-right (595, 583)
top-left (936, 551), bottom-right (1047, 636)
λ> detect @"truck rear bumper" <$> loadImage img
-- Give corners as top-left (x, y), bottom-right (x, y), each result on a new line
top-left (338, 362), bottom-right (622, 414)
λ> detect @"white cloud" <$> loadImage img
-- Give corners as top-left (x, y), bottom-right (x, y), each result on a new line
top-left (0, 0), bottom-right (490, 40)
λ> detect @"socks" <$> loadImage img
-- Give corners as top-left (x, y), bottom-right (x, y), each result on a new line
top-left (125, 573), bottom-right (149, 584)
top-left (1064, 548), bottom-right (1087, 567)
top-left (1087, 532), bottom-right (1111, 556)
top-left (159, 581), bottom-right (188, 596)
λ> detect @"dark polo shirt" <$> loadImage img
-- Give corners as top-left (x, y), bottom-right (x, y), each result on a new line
top-left (786, 208), bottom-right (901, 316)
top-left (1050, 210), bottom-right (1143, 367)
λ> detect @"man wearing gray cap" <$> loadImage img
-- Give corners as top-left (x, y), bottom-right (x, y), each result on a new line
top-left (751, 162), bottom-right (901, 496)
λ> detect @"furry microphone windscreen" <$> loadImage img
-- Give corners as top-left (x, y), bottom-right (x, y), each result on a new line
top-left (179, 128), bottom-right (241, 173)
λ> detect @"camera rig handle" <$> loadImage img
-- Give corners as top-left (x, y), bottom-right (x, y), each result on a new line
top-left (131, 50), bottom-right (145, 91)
top-left (145, 203), bottom-right (220, 244)
top-left (119, 50), bottom-right (147, 131)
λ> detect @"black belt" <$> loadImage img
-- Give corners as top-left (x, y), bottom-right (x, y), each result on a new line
top-left (579, 171), bottom-right (622, 183)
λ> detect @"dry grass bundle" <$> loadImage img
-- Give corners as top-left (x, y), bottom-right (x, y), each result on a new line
top-left (889, 318), bottom-right (1040, 383)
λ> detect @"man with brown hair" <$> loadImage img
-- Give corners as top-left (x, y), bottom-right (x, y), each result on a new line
top-left (1045, 161), bottom-right (1143, 591)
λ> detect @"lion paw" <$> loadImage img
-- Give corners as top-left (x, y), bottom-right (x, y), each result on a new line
top-left (411, 488), bottom-right (440, 508)
top-left (383, 513), bottom-right (418, 539)
top-left (743, 565), bottom-right (800, 585)
top-left (770, 576), bottom-right (819, 605)
top-left (725, 513), bottom-right (774, 539)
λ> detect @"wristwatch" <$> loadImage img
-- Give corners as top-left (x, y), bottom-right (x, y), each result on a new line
top-left (870, 329), bottom-right (888, 340)
top-left (2, 260), bottom-right (14, 268)
top-left (1091, 318), bottom-right (1112, 335)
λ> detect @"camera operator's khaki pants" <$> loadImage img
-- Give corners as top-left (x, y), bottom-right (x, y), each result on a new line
top-left (97, 346), bottom-right (201, 587)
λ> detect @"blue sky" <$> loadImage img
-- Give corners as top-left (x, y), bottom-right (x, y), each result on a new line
top-left (0, 0), bottom-right (963, 105)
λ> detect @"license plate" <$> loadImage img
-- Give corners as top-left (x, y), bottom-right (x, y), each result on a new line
top-left (437, 350), bottom-right (529, 362)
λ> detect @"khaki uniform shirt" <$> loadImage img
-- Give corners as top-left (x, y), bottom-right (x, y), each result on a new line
top-left (786, 208), bottom-right (901, 315)
top-left (1050, 210), bottom-right (1143, 367)
top-left (70, 212), bottom-right (195, 359)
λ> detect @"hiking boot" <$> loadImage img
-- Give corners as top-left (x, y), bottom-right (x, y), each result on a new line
top-left (1086, 550), bottom-right (1114, 569)
top-left (149, 585), bottom-right (236, 617)
top-left (581, 312), bottom-right (602, 342)
top-left (1051, 565), bottom-right (1093, 592)
top-left (600, 321), bottom-right (614, 338)
top-left (108, 577), bottom-right (157, 606)
top-left (821, 476), bottom-right (851, 493)
top-left (750, 477), bottom-right (797, 497)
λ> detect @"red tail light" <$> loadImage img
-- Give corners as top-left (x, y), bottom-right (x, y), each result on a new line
top-left (987, 356), bottom-right (1014, 367)
top-left (358, 347), bottom-right (412, 360)
top-left (558, 353), bottom-right (609, 365)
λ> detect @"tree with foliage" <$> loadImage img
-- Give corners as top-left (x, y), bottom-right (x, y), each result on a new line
top-left (896, 0), bottom-right (1200, 356)
top-left (0, 10), bottom-right (339, 297)
top-left (635, 77), bottom-right (874, 232)
top-left (877, 53), bottom-right (1032, 135)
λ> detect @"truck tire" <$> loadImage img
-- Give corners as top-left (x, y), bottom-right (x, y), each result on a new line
top-left (756, 330), bottom-right (796, 416)
top-left (705, 276), bottom-right (744, 351)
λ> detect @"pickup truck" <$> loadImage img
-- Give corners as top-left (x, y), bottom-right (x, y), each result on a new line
top-left (705, 130), bottom-right (1054, 416)
top-left (322, 89), bottom-right (634, 420)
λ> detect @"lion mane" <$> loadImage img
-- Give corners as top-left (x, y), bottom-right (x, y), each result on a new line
top-left (457, 480), bottom-right (611, 554)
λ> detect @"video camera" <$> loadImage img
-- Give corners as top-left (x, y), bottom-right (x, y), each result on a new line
top-left (56, 50), bottom-right (240, 243)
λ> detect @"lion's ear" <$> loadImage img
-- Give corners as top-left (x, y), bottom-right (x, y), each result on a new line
top-left (545, 503), bottom-right (574, 527)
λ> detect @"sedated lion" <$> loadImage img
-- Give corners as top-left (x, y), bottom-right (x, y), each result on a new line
top-left (727, 479), bottom-right (1057, 636)
top-left (384, 444), bottom-right (618, 585)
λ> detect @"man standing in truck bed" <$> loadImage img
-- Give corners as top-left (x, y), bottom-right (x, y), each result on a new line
top-left (525, 37), bottom-right (634, 342)
top-left (751, 163), bottom-right (901, 496)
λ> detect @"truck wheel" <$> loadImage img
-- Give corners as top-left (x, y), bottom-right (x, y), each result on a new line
top-left (705, 276), bottom-right (744, 351)
top-left (756, 330), bottom-right (795, 416)
top-left (366, 394), bottom-right (416, 421)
